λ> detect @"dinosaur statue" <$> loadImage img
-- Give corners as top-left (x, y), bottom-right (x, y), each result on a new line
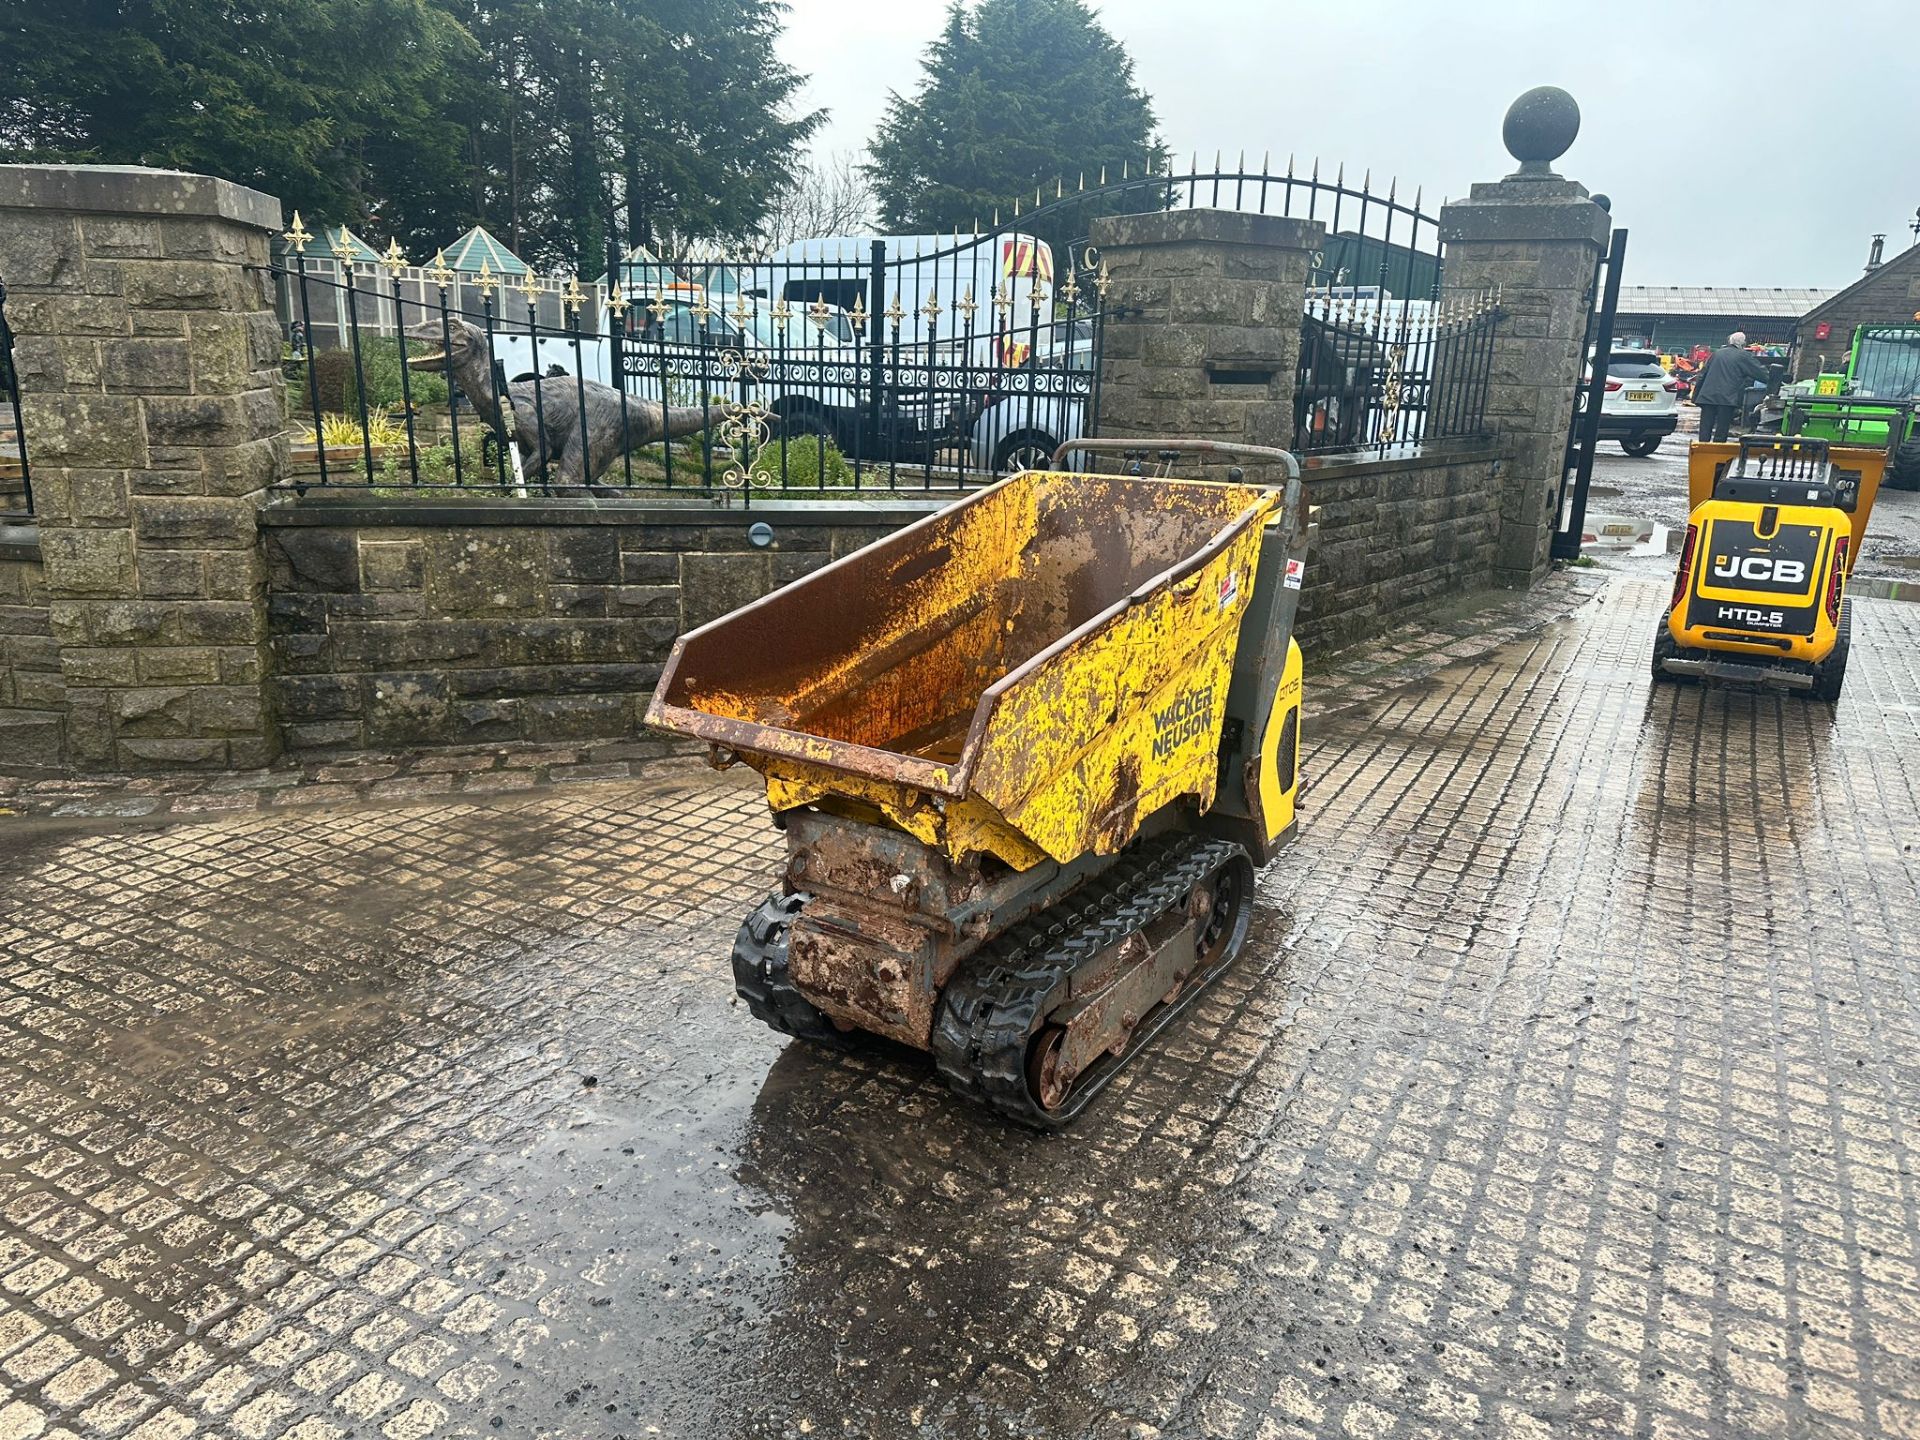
top-left (404, 319), bottom-right (715, 489)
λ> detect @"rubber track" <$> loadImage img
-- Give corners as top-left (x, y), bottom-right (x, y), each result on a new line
top-left (730, 891), bottom-right (856, 1047)
top-left (930, 833), bottom-right (1248, 1128)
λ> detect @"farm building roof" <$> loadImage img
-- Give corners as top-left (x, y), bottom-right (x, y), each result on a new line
top-left (1615, 285), bottom-right (1836, 319)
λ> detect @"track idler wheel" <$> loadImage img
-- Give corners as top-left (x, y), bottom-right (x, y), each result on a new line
top-left (730, 892), bottom-right (858, 1048)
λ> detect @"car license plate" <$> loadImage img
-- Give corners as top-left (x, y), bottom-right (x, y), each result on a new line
top-left (1627, 390), bottom-right (1656, 402)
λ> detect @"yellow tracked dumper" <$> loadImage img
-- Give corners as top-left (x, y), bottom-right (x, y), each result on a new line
top-left (1656, 433), bottom-right (1894, 699)
top-left (647, 441), bottom-right (1309, 1126)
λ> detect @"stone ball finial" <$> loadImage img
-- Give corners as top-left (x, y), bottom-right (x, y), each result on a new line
top-left (1502, 86), bottom-right (1580, 176)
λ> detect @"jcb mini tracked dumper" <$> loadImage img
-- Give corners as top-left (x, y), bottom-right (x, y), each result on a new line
top-left (646, 441), bottom-right (1309, 1127)
top-left (1655, 432), bottom-right (1894, 699)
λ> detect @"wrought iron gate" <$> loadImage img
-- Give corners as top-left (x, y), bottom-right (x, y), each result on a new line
top-left (1552, 226), bottom-right (1628, 559)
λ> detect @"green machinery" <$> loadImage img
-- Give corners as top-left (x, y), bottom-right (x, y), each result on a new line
top-left (1774, 324), bottom-right (1920, 490)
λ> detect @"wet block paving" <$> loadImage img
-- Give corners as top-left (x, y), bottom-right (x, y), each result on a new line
top-left (2, 577), bottom-right (1918, 1440)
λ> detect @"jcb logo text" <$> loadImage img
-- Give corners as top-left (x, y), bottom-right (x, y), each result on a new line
top-left (1711, 556), bottom-right (1805, 585)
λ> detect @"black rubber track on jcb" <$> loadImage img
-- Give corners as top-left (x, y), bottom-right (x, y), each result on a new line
top-left (730, 891), bottom-right (858, 1047)
top-left (931, 834), bottom-right (1252, 1129)
top-left (1812, 597), bottom-right (1852, 703)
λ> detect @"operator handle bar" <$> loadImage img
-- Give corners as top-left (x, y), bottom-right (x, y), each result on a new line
top-left (1050, 436), bottom-right (1302, 483)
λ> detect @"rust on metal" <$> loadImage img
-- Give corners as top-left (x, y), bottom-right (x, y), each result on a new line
top-left (647, 470), bottom-right (1280, 867)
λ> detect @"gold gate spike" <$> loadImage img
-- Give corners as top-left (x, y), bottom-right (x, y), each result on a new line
top-left (284, 212), bottom-right (312, 253)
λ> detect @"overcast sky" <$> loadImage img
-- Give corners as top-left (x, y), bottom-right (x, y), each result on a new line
top-left (777, 0), bottom-right (1919, 290)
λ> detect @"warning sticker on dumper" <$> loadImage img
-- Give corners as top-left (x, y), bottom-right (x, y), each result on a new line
top-left (1284, 558), bottom-right (1305, 590)
top-left (1152, 683), bottom-right (1215, 761)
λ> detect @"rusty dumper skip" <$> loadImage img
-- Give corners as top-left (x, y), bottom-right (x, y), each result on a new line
top-left (646, 441), bottom-right (1309, 1126)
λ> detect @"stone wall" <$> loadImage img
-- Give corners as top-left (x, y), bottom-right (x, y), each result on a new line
top-left (0, 528), bottom-right (63, 770)
top-left (254, 445), bottom-right (1503, 754)
top-left (1793, 241), bottom-right (1920, 382)
top-left (260, 500), bottom-right (941, 752)
top-left (0, 165), bottom-right (286, 770)
top-left (1297, 442), bottom-right (1505, 654)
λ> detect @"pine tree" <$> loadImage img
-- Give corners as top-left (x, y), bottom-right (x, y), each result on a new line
top-left (0, 0), bottom-right (476, 254)
top-left (867, 0), bottom-right (1159, 234)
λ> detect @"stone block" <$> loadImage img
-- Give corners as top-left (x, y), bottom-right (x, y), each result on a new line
top-left (143, 394), bottom-right (257, 449)
top-left (63, 691), bottom-right (114, 765)
top-left (547, 663), bottom-right (655, 695)
top-left (268, 595), bottom-right (328, 633)
top-left (226, 733), bottom-right (277, 769)
top-left (117, 736), bottom-right (226, 768)
top-left (136, 647), bottom-right (222, 685)
top-left (202, 435), bottom-right (281, 497)
top-left (100, 338), bottom-right (193, 394)
top-left (424, 531), bottom-right (548, 618)
top-left (0, 212), bottom-right (84, 287)
top-left (360, 540), bottom-right (424, 593)
top-left (20, 393), bottom-right (145, 466)
top-left (516, 694), bottom-right (628, 741)
top-left (132, 496), bottom-right (255, 549)
top-left (620, 551), bottom-right (677, 585)
top-left (5, 292), bottom-right (129, 338)
top-left (96, 258), bottom-right (247, 311)
top-left (129, 465), bottom-right (207, 496)
top-left (184, 314), bottom-right (255, 393)
top-left (80, 216), bottom-right (165, 259)
top-left (203, 550), bottom-right (260, 600)
top-left (194, 685), bottom-right (267, 736)
top-left (608, 585), bottom-right (679, 617)
top-left (680, 551), bottom-right (770, 629)
top-left (362, 672), bottom-right (452, 744)
top-left (551, 585), bottom-right (607, 618)
top-left (0, 712), bottom-right (66, 770)
top-left (112, 685), bottom-right (196, 736)
top-left (269, 530), bottom-right (359, 592)
top-left (448, 666), bottom-right (550, 698)
top-left (449, 699), bottom-right (520, 744)
top-left (157, 216), bottom-right (255, 263)
top-left (284, 719), bottom-right (363, 751)
top-left (11, 669), bottom-right (67, 710)
top-left (136, 550), bottom-right (205, 599)
top-left (219, 647), bottom-right (263, 685)
top-left (71, 471), bottom-right (132, 524)
top-left (40, 529), bottom-right (136, 597)
top-left (550, 529), bottom-right (619, 583)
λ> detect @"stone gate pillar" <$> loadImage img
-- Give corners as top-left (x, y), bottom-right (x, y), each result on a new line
top-left (0, 165), bottom-right (286, 770)
top-left (1090, 209), bottom-right (1325, 451)
top-left (1439, 88), bottom-right (1610, 588)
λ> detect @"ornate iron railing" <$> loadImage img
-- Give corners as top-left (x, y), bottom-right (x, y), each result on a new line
top-left (273, 213), bottom-right (1105, 501)
top-left (269, 159), bottom-right (1498, 497)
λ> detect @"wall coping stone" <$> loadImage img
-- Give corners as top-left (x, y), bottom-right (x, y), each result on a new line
top-left (259, 497), bottom-right (952, 529)
top-left (1298, 437), bottom-right (1504, 482)
top-left (0, 163), bottom-right (282, 233)
top-left (257, 441), bottom-right (1506, 533)
top-left (1089, 208), bottom-right (1326, 253)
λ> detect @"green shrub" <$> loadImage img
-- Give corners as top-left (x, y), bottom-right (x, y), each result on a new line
top-left (752, 437), bottom-right (852, 489)
top-left (308, 350), bottom-right (355, 415)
